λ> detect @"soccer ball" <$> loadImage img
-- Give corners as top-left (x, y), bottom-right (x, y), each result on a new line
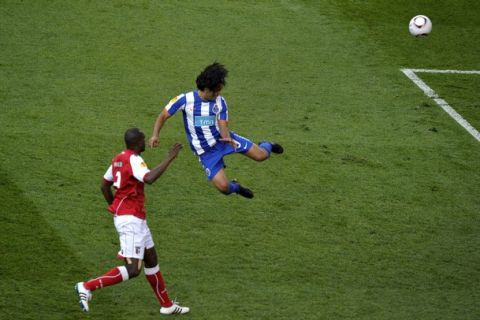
top-left (409, 15), bottom-right (432, 37)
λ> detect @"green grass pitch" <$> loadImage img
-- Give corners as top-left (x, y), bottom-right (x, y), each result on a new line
top-left (1, 1), bottom-right (479, 319)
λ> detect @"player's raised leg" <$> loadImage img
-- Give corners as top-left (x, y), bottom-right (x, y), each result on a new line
top-left (245, 141), bottom-right (284, 161)
top-left (211, 168), bottom-right (253, 198)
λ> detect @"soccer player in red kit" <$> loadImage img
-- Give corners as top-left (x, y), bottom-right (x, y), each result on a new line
top-left (75, 128), bottom-right (189, 315)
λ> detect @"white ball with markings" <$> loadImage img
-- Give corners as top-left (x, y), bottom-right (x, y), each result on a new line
top-left (409, 15), bottom-right (432, 37)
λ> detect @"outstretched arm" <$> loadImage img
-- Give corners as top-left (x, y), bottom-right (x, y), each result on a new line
top-left (149, 109), bottom-right (172, 148)
top-left (144, 143), bottom-right (183, 185)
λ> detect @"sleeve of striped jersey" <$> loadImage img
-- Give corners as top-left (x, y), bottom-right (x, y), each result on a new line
top-left (218, 97), bottom-right (228, 121)
top-left (130, 154), bottom-right (150, 182)
top-left (165, 94), bottom-right (187, 116)
top-left (104, 165), bottom-right (114, 182)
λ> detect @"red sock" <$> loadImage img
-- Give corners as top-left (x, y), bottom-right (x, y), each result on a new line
top-left (145, 265), bottom-right (172, 307)
top-left (84, 266), bottom-right (129, 291)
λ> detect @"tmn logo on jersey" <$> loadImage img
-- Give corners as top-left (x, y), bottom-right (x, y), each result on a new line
top-left (194, 116), bottom-right (215, 127)
top-left (113, 161), bottom-right (123, 167)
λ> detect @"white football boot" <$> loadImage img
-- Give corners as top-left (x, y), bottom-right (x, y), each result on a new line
top-left (75, 282), bottom-right (92, 312)
top-left (160, 302), bottom-right (190, 315)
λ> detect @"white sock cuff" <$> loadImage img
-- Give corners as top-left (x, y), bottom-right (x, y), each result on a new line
top-left (144, 264), bottom-right (160, 275)
top-left (118, 266), bottom-right (129, 281)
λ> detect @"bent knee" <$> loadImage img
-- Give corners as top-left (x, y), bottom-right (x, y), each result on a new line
top-left (211, 175), bottom-right (230, 193)
top-left (127, 268), bottom-right (141, 278)
top-left (247, 146), bottom-right (269, 161)
top-left (214, 181), bottom-right (230, 194)
top-left (125, 259), bottom-right (142, 278)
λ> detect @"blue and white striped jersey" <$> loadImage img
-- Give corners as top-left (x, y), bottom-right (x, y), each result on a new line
top-left (165, 90), bottom-right (229, 155)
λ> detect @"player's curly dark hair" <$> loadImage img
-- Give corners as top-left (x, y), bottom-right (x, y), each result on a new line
top-left (196, 62), bottom-right (228, 91)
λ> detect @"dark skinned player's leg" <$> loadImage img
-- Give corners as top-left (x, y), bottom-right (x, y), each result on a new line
top-left (143, 246), bottom-right (173, 308)
top-left (124, 257), bottom-right (142, 278)
top-left (144, 247), bottom-right (158, 268)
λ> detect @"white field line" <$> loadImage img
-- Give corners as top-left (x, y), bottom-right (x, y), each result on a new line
top-left (401, 68), bottom-right (480, 142)
top-left (406, 69), bottom-right (480, 75)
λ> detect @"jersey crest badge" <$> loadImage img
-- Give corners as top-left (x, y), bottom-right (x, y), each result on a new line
top-left (213, 104), bottom-right (219, 114)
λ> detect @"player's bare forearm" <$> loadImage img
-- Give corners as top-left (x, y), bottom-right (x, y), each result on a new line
top-left (218, 120), bottom-right (230, 140)
top-left (149, 109), bottom-right (171, 148)
top-left (144, 143), bottom-right (183, 184)
top-left (100, 179), bottom-right (114, 205)
top-left (151, 116), bottom-right (163, 137)
top-left (218, 120), bottom-right (237, 147)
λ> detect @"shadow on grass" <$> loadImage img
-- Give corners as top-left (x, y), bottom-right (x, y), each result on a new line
top-left (0, 167), bottom-right (84, 319)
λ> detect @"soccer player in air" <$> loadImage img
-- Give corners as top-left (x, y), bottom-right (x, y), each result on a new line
top-left (149, 62), bottom-right (283, 199)
top-left (75, 128), bottom-right (189, 315)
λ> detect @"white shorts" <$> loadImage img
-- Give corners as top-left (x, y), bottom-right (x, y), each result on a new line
top-left (114, 215), bottom-right (155, 260)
